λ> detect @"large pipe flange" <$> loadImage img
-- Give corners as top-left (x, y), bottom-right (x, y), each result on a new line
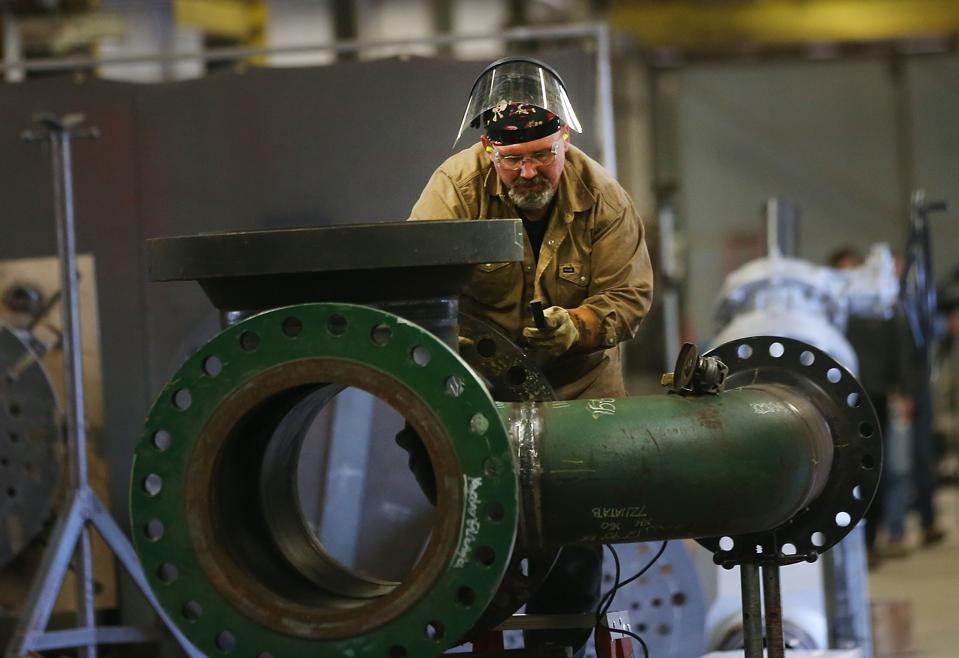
top-left (697, 336), bottom-right (882, 566)
top-left (130, 303), bottom-right (517, 658)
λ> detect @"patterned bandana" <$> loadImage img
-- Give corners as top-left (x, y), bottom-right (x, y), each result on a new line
top-left (483, 101), bottom-right (561, 145)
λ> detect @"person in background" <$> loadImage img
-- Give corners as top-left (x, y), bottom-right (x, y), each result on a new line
top-left (899, 247), bottom-right (947, 550)
top-left (829, 246), bottom-right (905, 566)
top-left (829, 246), bottom-right (944, 568)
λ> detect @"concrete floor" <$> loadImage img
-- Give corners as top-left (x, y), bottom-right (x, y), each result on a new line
top-left (867, 485), bottom-right (959, 658)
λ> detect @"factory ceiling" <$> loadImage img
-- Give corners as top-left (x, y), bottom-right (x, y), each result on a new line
top-left (609, 0), bottom-right (959, 54)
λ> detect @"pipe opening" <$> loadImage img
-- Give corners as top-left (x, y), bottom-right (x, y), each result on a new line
top-left (211, 383), bottom-right (437, 605)
top-left (185, 358), bottom-right (461, 637)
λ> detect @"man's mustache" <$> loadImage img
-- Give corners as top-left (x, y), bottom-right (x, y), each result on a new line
top-left (513, 176), bottom-right (549, 189)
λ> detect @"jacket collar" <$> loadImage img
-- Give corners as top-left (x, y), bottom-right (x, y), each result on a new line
top-left (483, 144), bottom-right (596, 221)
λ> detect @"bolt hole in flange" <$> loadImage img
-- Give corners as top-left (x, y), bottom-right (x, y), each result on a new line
top-left (371, 323), bottom-right (392, 346)
top-left (506, 366), bottom-right (527, 386)
top-left (203, 355), bottom-right (223, 377)
top-left (696, 336), bottom-right (882, 563)
top-left (411, 345), bottom-right (432, 366)
top-left (183, 600), bottom-right (203, 622)
top-left (240, 331), bottom-right (261, 352)
top-left (153, 430), bottom-right (172, 451)
top-left (282, 317), bottom-right (303, 338)
top-left (425, 621), bottom-right (445, 641)
top-left (215, 631), bottom-right (236, 652)
top-left (476, 338), bottom-right (497, 358)
top-left (131, 303), bottom-right (517, 657)
top-left (145, 519), bottom-right (164, 541)
top-left (172, 388), bottom-right (192, 411)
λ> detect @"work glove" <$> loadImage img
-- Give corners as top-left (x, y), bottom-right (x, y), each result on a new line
top-left (522, 305), bottom-right (579, 362)
top-left (395, 423), bottom-right (436, 505)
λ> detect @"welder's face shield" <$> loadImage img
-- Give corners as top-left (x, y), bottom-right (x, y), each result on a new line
top-left (454, 59), bottom-right (582, 146)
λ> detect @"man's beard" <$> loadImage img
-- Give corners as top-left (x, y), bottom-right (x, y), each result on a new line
top-left (508, 176), bottom-right (556, 210)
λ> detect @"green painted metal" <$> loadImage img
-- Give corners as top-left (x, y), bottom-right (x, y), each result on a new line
top-left (130, 303), bottom-right (517, 658)
top-left (501, 387), bottom-right (833, 547)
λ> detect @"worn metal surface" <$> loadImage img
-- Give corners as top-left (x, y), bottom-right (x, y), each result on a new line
top-left (145, 220), bottom-right (525, 310)
top-left (698, 337), bottom-right (881, 565)
top-left (763, 564), bottom-right (786, 658)
top-left (459, 313), bottom-right (556, 403)
top-left (499, 384), bottom-right (834, 548)
top-left (130, 303), bottom-right (517, 657)
top-left (0, 323), bottom-right (61, 567)
top-left (739, 563), bottom-right (763, 658)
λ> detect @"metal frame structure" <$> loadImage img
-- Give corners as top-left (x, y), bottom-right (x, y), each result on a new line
top-left (6, 114), bottom-right (201, 658)
top-left (0, 22), bottom-right (617, 176)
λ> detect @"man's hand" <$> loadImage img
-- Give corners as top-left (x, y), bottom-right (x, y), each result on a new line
top-left (522, 305), bottom-right (579, 360)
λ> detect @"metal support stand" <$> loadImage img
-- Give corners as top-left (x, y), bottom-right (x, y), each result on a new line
top-left (5, 114), bottom-right (201, 658)
top-left (739, 563), bottom-right (764, 658)
top-left (761, 565), bottom-right (785, 658)
top-left (738, 561), bottom-right (787, 658)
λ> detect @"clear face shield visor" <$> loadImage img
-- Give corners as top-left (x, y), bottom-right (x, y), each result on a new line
top-left (454, 59), bottom-right (583, 146)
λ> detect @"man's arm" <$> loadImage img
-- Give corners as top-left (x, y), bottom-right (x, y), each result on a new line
top-left (573, 202), bottom-right (653, 351)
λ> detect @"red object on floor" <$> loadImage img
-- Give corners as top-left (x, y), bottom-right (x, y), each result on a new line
top-left (594, 625), bottom-right (635, 658)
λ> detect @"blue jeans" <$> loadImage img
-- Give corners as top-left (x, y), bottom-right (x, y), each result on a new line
top-left (882, 413), bottom-right (913, 540)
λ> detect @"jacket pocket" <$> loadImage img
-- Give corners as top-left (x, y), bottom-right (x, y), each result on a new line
top-left (557, 260), bottom-right (589, 287)
top-left (477, 262), bottom-right (511, 273)
top-left (550, 259), bottom-right (590, 309)
top-left (467, 262), bottom-right (515, 309)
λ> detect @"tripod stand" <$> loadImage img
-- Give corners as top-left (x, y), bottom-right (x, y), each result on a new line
top-left (6, 114), bottom-right (201, 658)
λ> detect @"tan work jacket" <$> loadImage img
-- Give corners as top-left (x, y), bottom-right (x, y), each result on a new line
top-left (410, 143), bottom-right (653, 400)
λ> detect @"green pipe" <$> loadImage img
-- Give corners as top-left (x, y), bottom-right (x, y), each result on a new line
top-left (499, 384), bottom-right (834, 547)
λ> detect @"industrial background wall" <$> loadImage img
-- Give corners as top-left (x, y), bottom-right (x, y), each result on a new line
top-left (0, 51), bottom-right (599, 518)
top-left (674, 55), bottom-right (959, 344)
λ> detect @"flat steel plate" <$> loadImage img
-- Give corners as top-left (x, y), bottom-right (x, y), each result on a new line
top-left (146, 220), bottom-right (524, 310)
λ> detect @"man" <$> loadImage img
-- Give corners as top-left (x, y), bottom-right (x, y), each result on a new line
top-left (407, 56), bottom-right (653, 656)
top-left (829, 246), bottom-right (945, 568)
top-left (409, 56), bottom-right (652, 400)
